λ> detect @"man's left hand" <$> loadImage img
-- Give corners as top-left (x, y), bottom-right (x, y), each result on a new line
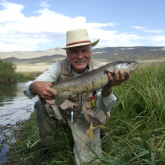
top-left (102, 69), bottom-right (130, 97)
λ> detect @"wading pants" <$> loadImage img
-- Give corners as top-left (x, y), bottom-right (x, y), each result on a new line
top-left (34, 100), bottom-right (102, 165)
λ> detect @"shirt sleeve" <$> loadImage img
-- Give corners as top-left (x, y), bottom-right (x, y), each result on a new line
top-left (95, 89), bottom-right (117, 112)
top-left (23, 61), bottom-right (62, 99)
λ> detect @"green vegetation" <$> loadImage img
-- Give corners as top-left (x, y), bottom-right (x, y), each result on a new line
top-left (0, 59), bottom-right (17, 84)
top-left (16, 72), bottom-right (42, 81)
top-left (0, 59), bottom-right (42, 83)
top-left (3, 63), bottom-right (165, 164)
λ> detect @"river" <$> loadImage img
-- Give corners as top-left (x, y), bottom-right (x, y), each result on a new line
top-left (0, 82), bottom-right (37, 164)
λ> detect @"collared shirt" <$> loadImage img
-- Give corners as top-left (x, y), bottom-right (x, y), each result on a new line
top-left (23, 60), bottom-right (117, 112)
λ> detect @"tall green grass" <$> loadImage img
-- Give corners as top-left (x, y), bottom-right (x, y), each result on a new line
top-left (100, 64), bottom-right (165, 164)
top-left (3, 63), bottom-right (165, 164)
top-left (0, 59), bottom-right (17, 84)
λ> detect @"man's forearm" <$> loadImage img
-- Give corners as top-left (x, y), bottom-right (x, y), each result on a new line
top-left (29, 82), bottom-right (37, 96)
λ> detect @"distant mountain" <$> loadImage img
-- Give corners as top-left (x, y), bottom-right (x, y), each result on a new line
top-left (1, 46), bottom-right (165, 64)
top-left (3, 55), bottom-right (66, 64)
top-left (0, 48), bottom-right (66, 59)
top-left (91, 46), bottom-right (165, 62)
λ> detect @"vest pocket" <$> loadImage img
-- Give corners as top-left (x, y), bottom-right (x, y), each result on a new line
top-left (59, 99), bottom-right (79, 116)
top-left (89, 109), bottom-right (106, 125)
top-left (83, 101), bottom-right (107, 126)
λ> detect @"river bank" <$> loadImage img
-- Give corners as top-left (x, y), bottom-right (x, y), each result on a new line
top-left (2, 63), bottom-right (165, 164)
top-left (0, 83), bottom-right (37, 164)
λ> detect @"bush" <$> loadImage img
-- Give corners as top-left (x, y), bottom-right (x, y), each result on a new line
top-left (0, 59), bottom-right (17, 84)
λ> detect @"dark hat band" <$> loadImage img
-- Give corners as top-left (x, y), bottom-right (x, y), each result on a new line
top-left (66, 40), bottom-right (91, 47)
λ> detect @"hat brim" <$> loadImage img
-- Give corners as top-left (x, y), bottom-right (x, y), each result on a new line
top-left (62, 39), bottom-right (99, 49)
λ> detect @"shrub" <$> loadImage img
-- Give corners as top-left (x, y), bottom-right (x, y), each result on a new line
top-left (0, 59), bottom-right (17, 84)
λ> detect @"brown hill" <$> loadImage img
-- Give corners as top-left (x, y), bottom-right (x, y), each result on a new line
top-left (2, 46), bottom-right (165, 64)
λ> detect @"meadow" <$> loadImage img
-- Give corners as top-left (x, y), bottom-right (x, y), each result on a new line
top-left (2, 62), bottom-right (165, 165)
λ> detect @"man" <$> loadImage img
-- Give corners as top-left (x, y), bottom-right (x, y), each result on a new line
top-left (23, 29), bottom-right (130, 164)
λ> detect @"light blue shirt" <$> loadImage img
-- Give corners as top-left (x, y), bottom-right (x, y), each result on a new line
top-left (23, 60), bottom-right (117, 112)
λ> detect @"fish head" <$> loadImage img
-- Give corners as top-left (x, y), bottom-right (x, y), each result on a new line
top-left (114, 61), bottom-right (139, 73)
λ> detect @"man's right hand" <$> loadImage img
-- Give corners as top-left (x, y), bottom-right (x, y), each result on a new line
top-left (29, 81), bottom-right (57, 105)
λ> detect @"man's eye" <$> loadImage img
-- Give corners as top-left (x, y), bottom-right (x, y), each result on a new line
top-left (71, 51), bottom-right (77, 54)
top-left (82, 50), bottom-right (87, 53)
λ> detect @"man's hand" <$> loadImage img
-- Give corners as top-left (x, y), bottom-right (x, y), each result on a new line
top-left (102, 69), bottom-right (130, 97)
top-left (29, 81), bottom-right (57, 105)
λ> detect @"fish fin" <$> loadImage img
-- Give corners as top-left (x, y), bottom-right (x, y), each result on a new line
top-left (104, 70), bottom-right (114, 75)
top-left (104, 70), bottom-right (113, 74)
top-left (55, 92), bottom-right (68, 106)
top-left (80, 92), bottom-right (90, 109)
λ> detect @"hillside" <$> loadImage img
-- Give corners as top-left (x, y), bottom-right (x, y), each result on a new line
top-left (1, 46), bottom-right (165, 64)
top-left (91, 46), bottom-right (165, 62)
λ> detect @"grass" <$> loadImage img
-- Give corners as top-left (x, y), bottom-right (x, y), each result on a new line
top-left (16, 72), bottom-right (42, 81)
top-left (3, 112), bottom-right (75, 165)
top-left (2, 62), bottom-right (165, 164)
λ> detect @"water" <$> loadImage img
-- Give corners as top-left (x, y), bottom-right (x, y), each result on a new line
top-left (0, 82), bottom-right (37, 164)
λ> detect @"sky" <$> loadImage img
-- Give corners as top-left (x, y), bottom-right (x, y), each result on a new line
top-left (0, 0), bottom-right (165, 52)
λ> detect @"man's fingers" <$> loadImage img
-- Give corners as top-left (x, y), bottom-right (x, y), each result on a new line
top-left (47, 82), bottom-right (52, 86)
top-left (119, 69), bottom-right (124, 81)
top-left (114, 69), bottom-right (119, 81)
top-left (48, 88), bottom-right (57, 95)
top-left (41, 86), bottom-right (57, 98)
top-left (125, 72), bottom-right (130, 80)
top-left (107, 72), bottom-right (113, 81)
top-left (45, 99), bottom-right (55, 105)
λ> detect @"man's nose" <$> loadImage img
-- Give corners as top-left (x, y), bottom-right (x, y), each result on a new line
top-left (77, 51), bottom-right (83, 58)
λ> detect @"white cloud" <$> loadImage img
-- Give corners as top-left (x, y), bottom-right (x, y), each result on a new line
top-left (131, 26), bottom-right (145, 30)
top-left (0, 1), bottom-right (164, 52)
top-left (0, 0), bottom-right (25, 23)
top-left (39, 1), bottom-right (50, 8)
top-left (146, 35), bottom-right (165, 46)
top-left (143, 29), bottom-right (164, 34)
top-left (131, 26), bottom-right (164, 34)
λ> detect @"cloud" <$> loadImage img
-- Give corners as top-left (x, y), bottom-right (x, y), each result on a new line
top-left (39, 1), bottom-right (50, 8)
top-left (131, 26), bottom-right (164, 34)
top-left (0, 0), bottom-right (25, 23)
top-left (143, 29), bottom-right (164, 34)
top-left (0, 1), bottom-right (119, 52)
top-left (146, 35), bottom-right (165, 46)
top-left (131, 26), bottom-right (145, 30)
top-left (0, 1), bottom-right (165, 52)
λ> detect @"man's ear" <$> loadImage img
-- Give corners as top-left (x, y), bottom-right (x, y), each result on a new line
top-left (66, 51), bottom-right (69, 58)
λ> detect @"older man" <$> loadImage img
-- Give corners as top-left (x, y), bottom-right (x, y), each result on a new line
top-left (23, 29), bottom-right (130, 164)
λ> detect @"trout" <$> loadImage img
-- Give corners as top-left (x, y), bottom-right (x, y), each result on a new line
top-left (49, 60), bottom-right (139, 106)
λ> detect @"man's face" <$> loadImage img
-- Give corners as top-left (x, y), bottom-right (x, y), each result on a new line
top-left (67, 45), bottom-right (91, 74)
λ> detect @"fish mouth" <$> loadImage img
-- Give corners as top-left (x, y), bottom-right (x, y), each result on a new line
top-left (129, 61), bottom-right (140, 73)
top-left (73, 59), bottom-right (87, 63)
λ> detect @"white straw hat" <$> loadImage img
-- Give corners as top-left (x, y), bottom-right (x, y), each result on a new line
top-left (62, 29), bottom-right (99, 49)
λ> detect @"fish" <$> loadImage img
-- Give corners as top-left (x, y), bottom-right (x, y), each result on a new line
top-left (48, 60), bottom-right (139, 106)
